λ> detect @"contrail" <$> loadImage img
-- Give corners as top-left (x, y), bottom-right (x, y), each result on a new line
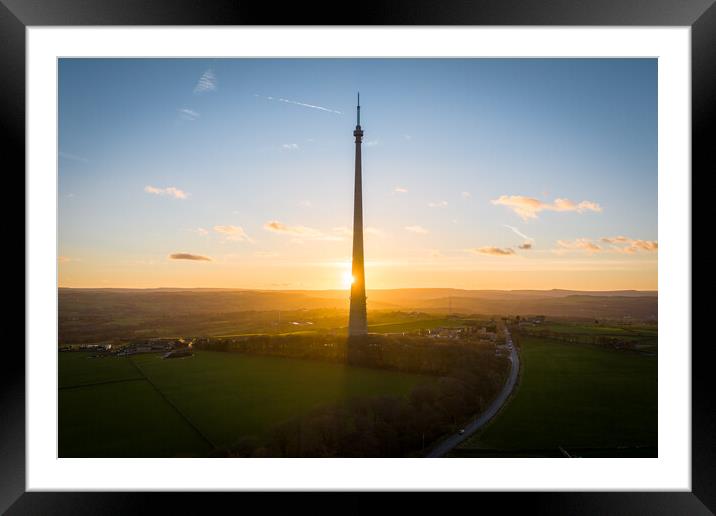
top-left (255, 94), bottom-right (343, 115)
top-left (504, 224), bottom-right (534, 241)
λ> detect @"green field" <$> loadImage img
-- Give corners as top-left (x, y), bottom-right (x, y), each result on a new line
top-left (59, 352), bottom-right (142, 388)
top-left (535, 321), bottom-right (657, 337)
top-left (454, 336), bottom-right (657, 457)
top-left (367, 317), bottom-right (473, 333)
top-left (525, 321), bottom-right (658, 353)
top-left (59, 351), bottom-right (426, 457)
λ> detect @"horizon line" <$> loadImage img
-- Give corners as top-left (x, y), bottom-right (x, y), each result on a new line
top-left (57, 286), bottom-right (658, 293)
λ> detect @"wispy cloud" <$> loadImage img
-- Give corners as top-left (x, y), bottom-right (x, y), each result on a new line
top-left (518, 242), bottom-right (533, 250)
top-left (405, 225), bottom-right (429, 234)
top-left (394, 187), bottom-right (408, 194)
top-left (255, 94), bottom-right (342, 115)
top-left (403, 134), bottom-right (412, 141)
top-left (169, 253), bottom-right (211, 261)
top-left (471, 247), bottom-right (516, 256)
top-left (178, 108), bottom-right (200, 121)
top-left (214, 225), bottom-right (254, 243)
top-left (555, 236), bottom-right (658, 255)
top-left (556, 239), bottom-right (602, 254)
top-left (282, 143), bottom-right (300, 151)
top-left (504, 224), bottom-right (534, 242)
top-left (601, 236), bottom-right (658, 253)
top-left (428, 200), bottom-right (448, 208)
top-left (193, 69), bottom-right (216, 94)
top-left (299, 200), bottom-right (312, 208)
top-left (59, 151), bottom-right (88, 163)
top-left (365, 140), bottom-right (379, 147)
top-left (144, 185), bottom-right (189, 199)
top-left (461, 191), bottom-right (471, 199)
top-left (492, 195), bottom-right (602, 221)
top-left (264, 221), bottom-right (342, 242)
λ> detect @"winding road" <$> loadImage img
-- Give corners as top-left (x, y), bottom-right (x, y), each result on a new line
top-left (426, 328), bottom-right (520, 457)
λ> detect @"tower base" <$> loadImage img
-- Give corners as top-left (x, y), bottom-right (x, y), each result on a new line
top-left (348, 296), bottom-right (367, 337)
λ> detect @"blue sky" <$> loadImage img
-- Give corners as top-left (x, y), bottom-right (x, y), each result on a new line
top-left (58, 58), bottom-right (657, 290)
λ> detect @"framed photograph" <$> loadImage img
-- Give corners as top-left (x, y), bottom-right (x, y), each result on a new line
top-left (7, 0), bottom-right (711, 512)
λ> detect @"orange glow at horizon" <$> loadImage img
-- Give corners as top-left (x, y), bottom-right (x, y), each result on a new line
top-left (58, 258), bottom-right (658, 291)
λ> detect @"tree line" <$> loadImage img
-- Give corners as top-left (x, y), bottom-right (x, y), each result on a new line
top-left (195, 333), bottom-right (509, 457)
top-left (517, 328), bottom-right (653, 352)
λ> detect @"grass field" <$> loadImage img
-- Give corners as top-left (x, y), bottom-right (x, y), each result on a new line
top-left (541, 322), bottom-right (656, 338)
top-left (455, 335), bottom-right (657, 457)
top-left (59, 351), bottom-right (426, 457)
top-left (367, 317), bottom-right (472, 333)
top-left (542, 323), bottom-right (622, 335)
top-left (59, 352), bottom-right (142, 388)
top-left (525, 321), bottom-right (658, 353)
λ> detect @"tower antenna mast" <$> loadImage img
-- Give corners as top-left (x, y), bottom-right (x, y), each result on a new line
top-left (349, 92), bottom-right (367, 337)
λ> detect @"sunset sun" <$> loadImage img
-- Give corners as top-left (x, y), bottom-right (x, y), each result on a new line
top-left (342, 271), bottom-right (355, 289)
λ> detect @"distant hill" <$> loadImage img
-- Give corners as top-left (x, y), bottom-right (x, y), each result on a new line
top-left (59, 287), bottom-right (657, 317)
top-left (58, 287), bottom-right (657, 343)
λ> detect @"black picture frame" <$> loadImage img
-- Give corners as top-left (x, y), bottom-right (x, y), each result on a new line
top-left (5, 0), bottom-right (710, 512)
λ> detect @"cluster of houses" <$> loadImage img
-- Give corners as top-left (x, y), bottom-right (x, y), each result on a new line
top-left (421, 327), bottom-right (470, 339)
top-left (512, 315), bottom-right (547, 327)
top-left (416, 323), bottom-right (502, 346)
top-left (59, 343), bottom-right (112, 353)
top-left (61, 338), bottom-right (193, 359)
top-left (116, 338), bottom-right (192, 358)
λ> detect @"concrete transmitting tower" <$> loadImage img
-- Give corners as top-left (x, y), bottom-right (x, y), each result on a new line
top-left (348, 93), bottom-right (368, 337)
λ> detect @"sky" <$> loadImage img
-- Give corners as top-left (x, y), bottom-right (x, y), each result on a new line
top-left (58, 58), bottom-right (657, 291)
